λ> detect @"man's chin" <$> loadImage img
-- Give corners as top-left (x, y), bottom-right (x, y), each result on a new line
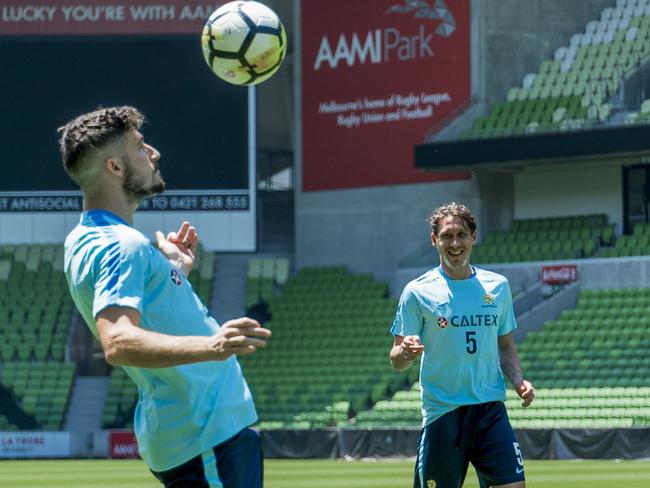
top-left (147, 181), bottom-right (166, 197)
top-left (151, 184), bottom-right (166, 196)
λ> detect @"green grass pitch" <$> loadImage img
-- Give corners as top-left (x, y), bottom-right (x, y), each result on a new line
top-left (0, 459), bottom-right (649, 487)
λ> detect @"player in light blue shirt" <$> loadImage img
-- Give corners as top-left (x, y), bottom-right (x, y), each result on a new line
top-left (390, 203), bottom-right (534, 488)
top-left (59, 106), bottom-right (271, 487)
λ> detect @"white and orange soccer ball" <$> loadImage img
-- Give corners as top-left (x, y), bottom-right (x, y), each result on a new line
top-left (201, 1), bottom-right (287, 86)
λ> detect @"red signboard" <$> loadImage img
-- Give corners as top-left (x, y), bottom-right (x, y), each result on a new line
top-left (542, 265), bottom-right (578, 284)
top-left (109, 431), bottom-right (140, 459)
top-left (301, 0), bottom-right (471, 191)
top-left (0, 1), bottom-right (224, 35)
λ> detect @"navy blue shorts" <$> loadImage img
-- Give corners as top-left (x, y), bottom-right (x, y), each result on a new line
top-left (414, 401), bottom-right (525, 488)
top-left (151, 428), bottom-right (263, 487)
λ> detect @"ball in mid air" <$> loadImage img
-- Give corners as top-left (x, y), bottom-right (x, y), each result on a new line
top-left (201, 1), bottom-right (287, 86)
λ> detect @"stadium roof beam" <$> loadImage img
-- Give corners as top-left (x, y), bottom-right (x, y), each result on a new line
top-left (414, 125), bottom-right (650, 172)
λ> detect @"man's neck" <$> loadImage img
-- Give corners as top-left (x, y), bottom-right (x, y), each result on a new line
top-left (83, 189), bottom-right (137, 225)
top-left (440, 262), bottom-right (473, 280)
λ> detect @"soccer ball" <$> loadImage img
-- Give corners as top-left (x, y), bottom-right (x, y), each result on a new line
top-left (201, 1), bottom-right (287, 86)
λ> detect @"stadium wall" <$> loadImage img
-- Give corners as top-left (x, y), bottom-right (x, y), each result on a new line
top-left (295, 181), bottom-right (480, 282)
top-left (514, 161), bottom-right (624, 234)
top-left (295, 0), bottom-right (614, 280)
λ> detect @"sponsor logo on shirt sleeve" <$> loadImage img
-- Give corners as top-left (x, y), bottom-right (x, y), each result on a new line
top-left (170, 269), bottom-right (182, 286)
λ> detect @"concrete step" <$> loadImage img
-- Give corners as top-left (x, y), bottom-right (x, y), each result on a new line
top-left (211, 254), bottom-right (251, 324)
top-left (64, 376), bottom-right (109, 431)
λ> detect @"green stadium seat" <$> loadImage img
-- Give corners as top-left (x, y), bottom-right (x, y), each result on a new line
top-left (239, 267), bottom-right (403, 428)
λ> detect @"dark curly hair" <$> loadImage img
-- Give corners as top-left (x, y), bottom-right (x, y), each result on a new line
top-left (428, 202), bottom-right (477, 236)
top-left (58, 106), bottom-right (144, 181)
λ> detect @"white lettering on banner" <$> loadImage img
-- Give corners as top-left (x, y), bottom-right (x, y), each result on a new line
top-left (61, 5), bottom-right (126, 22)
top-left (314, 26), bottom-right (435, 70)
top-left (337, 114), bottom-right (361, 128)
top-left (314, 30), bottom-right (382, 70)
top-left (180, 5), bottom-right (214, 20)
top-left (2, 6), bottom-right (57, 22)
top-left (1, 4), bottom-right (221, 24)
top-left (317, 91), bottom-right (452, 129)
top-left (130, 5), bottom-right (175, 21)
top-left (319, 100), bottom-right (362, 114)
top-left (383, 25), bottom-right (433, 61)
top-left (0, 432), bottom-right (70, 458)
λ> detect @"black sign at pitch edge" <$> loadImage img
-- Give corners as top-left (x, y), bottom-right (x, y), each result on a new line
top-left (0, 193), bottom-right (250, 213)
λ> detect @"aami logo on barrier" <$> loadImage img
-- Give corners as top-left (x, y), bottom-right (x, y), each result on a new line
top-left (109, 432), bottom-right (140, 459)
top-left (313, 0), bottom-right (456, 70)
top-left (112, 442), bottom-right (138, 457)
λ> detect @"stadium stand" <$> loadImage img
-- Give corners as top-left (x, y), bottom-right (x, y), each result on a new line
top-left (239, 266), bottom-right (410, 429)
top-left (597, 221), bottom-right (650, 257)
top-left (0, 244), bottom-right (76, 430)
top-left (472, 213), bottom-right (614, 264)
top-left (187, 244), bottom-right (216, 307)
top-left (461, 0), bottom-right (650, 139)
top-left (101, 367), bottom-right (138, 429)
top-left (352, 382), bottom-right (422, 427)
top-left (246, 257), bottom-right (290, 308)
top-left (351, 286), bottom-right (650, 429)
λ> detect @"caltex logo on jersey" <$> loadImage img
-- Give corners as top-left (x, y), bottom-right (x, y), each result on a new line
top-left (483, 293), bottom-right (495, 305)
top-left (170, 269), bottom-right (182, 286)
top-left (426, 480), bottom-right (437, 488)
top-left (437, 317), bottom-right (448, 328)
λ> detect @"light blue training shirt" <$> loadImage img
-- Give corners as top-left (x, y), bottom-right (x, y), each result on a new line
top-left (64, 209), bottom-right (257, 471)
top-left (390, 266), bottom-right (517, 426)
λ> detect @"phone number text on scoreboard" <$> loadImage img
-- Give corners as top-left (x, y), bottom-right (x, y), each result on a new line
top-left (0, 192), bottom-right (250, 212)
top-left (139, 194), bottom-right (250, 211)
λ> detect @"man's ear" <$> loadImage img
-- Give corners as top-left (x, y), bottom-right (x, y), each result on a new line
top-left (105, 157), bottom-right (123, 177)
top-left (431, 232), bottom-right (437, 247)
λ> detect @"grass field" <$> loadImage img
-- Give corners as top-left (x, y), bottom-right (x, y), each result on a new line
top-left (1, 459), bottom-right (649, 487)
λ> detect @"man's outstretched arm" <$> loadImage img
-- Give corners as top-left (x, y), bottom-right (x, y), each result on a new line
top-left (96, 306), bottom-right (271, 368)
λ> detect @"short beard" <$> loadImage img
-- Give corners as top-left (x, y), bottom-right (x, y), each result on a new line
top-left (122, 158), bottom-right (166, 203)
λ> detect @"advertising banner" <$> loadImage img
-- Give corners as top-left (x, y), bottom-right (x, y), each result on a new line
top-left (542, 264), bottom-right (578, 284)
top-left (301, 0), bottom-right (471, 191)
top-left (109, 431), bottom-right (140, 459)
top-left (0, 432), bottom-right (70, 458)
top-left (0, 1), bottom-right (224, 35)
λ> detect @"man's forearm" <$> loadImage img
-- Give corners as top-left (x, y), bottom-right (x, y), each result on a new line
top-left (499, 343), bottom-right (523, 386)
top-left (103, 324), bottom-right (214, 368)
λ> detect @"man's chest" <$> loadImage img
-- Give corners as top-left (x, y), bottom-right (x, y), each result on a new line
top-left (417, 285), bottom-right (502, 335)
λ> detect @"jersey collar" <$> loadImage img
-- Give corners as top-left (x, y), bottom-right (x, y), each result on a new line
top-left (81, 209), bottom-right (131, 227)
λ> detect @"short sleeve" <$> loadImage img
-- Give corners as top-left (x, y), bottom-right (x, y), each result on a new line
top-left (92, 235), bottom-right (149, 318)
top-left (390, 284), bottom-right (423, 337)
top-left (498, 281), bottom-right (517, 336)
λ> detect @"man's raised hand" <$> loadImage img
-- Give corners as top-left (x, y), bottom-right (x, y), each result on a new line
top-left (155, 221), bottom-right (198, 277)
top-left (209, 317), bottom-right (272, 360)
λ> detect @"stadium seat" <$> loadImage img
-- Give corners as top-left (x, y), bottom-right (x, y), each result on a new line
top-left (0, 244), bottom-right (78, 430)
top-left (245, 256), bottom-right (293, 309)
top-left (239, 266), bottom-right (403, 428)
top-left (186, 244), bottom-right (215, 306)
top-left (472, 213), bottom-right (610, 264)
top-left (464, 2), bottom-right (650, 140)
